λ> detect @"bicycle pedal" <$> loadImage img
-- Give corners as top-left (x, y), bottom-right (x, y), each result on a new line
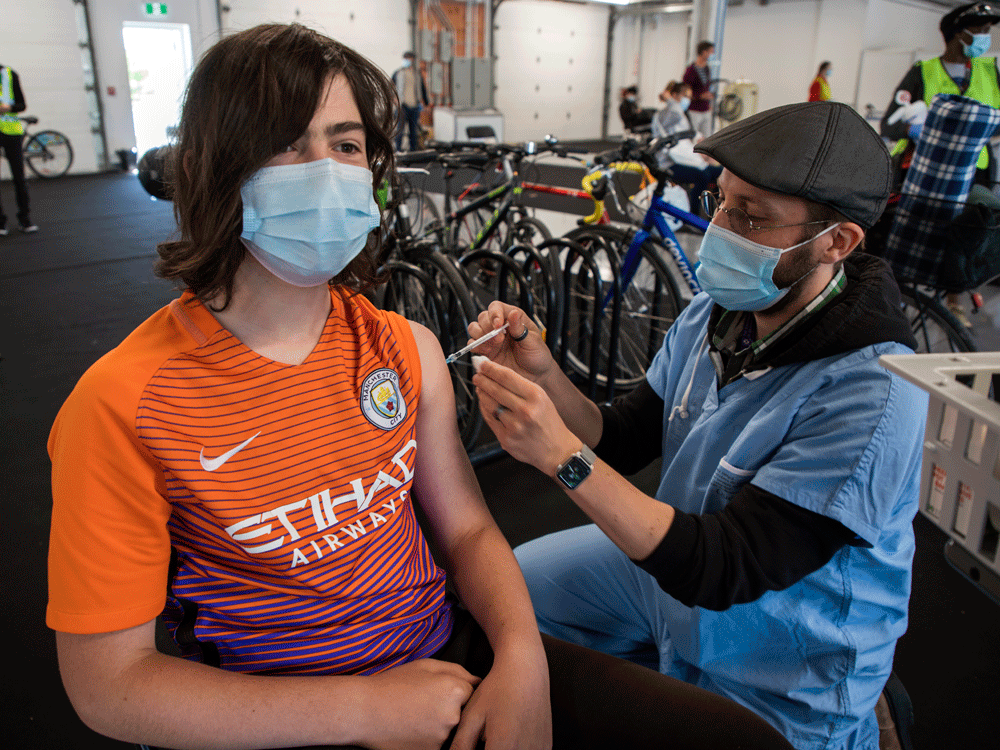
top-left (970, 291), bottom-right (984, 312)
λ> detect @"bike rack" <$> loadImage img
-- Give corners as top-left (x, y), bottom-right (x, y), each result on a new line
top-left (558, 238), bottom-right (623, 404)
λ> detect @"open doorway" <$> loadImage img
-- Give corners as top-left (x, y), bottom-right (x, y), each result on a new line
top-left (122, 22), bottom-right (192, 158)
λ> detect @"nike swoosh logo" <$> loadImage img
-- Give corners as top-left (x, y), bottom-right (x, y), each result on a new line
top-left (199, 432), bottom-right (262, 472)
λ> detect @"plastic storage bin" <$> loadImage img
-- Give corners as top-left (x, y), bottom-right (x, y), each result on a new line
top-left (881, 352), bottom-right (1000, 603)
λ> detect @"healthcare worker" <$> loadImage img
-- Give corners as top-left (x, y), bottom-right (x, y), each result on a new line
top-left (880, 1), bottom-right (1000, 329)
top-left (470, 101), bottom-right (929, 750)
top-left (881, 1), bottom-right (1000, 174)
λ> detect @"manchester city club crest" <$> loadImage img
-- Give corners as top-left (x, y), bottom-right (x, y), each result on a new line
top-left (360, 368), bottom-right (407, 430)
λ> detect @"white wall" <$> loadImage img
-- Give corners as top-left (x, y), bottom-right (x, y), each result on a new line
top-left (222, 0), bottom-right (412, 86)
top-left (494, 0), bottom-right (610, 142)
top-left (89, 0), bottom-right (219, 163)
top-left (720, 1), bottom-right (823, 113)
top-left (608, 11), bottom-right (690, 138)
top-left (3, 0), bottom-right (989, 176)
top-left (0, 0), bottom-right (95, 173)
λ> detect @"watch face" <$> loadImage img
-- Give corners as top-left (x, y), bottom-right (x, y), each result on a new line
top-left (558, 455), bottom-right (591, 489)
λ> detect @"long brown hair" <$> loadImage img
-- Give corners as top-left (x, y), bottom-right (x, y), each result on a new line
top-left (156, 23), bottom-right (397, 308)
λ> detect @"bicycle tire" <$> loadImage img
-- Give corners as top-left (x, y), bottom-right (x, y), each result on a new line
top-left (406, 248), bottom-right (484, 450)
top-left (561, 226), bottom-right (684, 391)
top-left (460, 248), bottom-right (535, 315)
top-left (24, 130), bottom-right (73, 178)
top-left (401, 185), bottom-right (441, 238)
top-left (899, 287), bottom-right (977, 353)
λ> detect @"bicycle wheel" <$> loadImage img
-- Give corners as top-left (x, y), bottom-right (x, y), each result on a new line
top-left (562, 226), bottom-right (684, 392)
top-left (501, 215), bottom-right (552, 251)
top-left (406, 248), bottom-right (484, 450)
top-left (24, 130), bottom-right (73, 178)
top-left (401, 185), bottom-right (441, 238)
top-left (460, 248), bottom-right (535, 315)
top-left (375, 260), bottom-right (449, 338)
top-left (900, 287), bottom-right (977, 353)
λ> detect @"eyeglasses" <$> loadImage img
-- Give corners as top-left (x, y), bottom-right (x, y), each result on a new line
top-left (700, 191), bottom-right (831, 236)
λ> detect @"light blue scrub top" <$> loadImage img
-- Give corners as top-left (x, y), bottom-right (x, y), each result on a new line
top-left (645, 293), bottom-right (928, 750)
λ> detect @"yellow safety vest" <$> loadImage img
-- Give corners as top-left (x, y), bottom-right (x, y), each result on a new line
top-left (0, 67), bottom-right (24, 136)
top-left (891, 56), bottom-right (1000, 169)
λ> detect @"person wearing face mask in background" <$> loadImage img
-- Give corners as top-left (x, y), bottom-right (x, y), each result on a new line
top-left (653, 81), bottom-right (722, 211)
top-left (880, 1), bottom-right (1000, 328)
top-left (618, 85), bottom-right (655, 132)
top-left (807, 61), bottom-right (832, 102)
top-left (881, 2), bottom-right (1000, 173)
top-left (468, 101), bottom-right (928, 750)
top-left (45, 23), bottom-right (793, 750)
top-left (391, 51), bottom-right (428, 151)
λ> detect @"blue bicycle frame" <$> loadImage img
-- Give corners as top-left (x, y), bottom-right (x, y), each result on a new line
top-left (602, 193), bottom-right (709, 311)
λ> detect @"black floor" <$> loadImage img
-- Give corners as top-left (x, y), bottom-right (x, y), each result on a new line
top-left (4, 172), bottom-right (997, 748)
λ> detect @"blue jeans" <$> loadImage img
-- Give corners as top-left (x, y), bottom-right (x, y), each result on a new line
top-left (396, 104), bottom-right (422, 151)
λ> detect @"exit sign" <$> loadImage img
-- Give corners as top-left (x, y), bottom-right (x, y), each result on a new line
top-left (144, 3), bottom-right (167, 15)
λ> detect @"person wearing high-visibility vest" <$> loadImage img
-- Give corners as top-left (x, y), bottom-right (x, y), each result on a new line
top-left (879, 1), bottom-right (1000, 329)
top-left (807, 62), bottom-right (832, 102)
top-left (881, 2), bottom-right (1000, 174)
top-left (0, 64), bottom-right (36, 234)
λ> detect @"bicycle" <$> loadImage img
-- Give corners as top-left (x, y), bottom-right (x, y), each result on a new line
top-left (400, 142), bottom-right (569, 343)
top-left (19, 116), bottom-right (73, 178)
top-left (557, 132), bottom-right (710, 397)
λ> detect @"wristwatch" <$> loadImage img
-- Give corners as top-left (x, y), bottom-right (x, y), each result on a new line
top-left (555, 444), bottom-right (597, 490)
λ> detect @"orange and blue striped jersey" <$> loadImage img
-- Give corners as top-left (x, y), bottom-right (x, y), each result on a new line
top-left (47, 288), bottom-right (453, 675)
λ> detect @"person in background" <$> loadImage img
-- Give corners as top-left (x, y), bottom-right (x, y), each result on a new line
top-left (653, 80), bottom-right (722, 210)
top-left (880, 1), bottom-right (1000, 328)
top-left (392, 50), bottom-right (429, 151)
top-left (46, 22), bottom-right (792, 750)
top-left (808, 61), bottom-right (832, 102)
top-left (0, 63), bottom-right (37, 234)
top-left (619, 85), bottom-right (655, 132)
top-left (683, 41), bottom-right (716, 138)
top-left (470, 101), bottom-right (928, 750)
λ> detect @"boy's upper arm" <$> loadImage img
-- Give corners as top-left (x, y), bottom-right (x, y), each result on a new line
top-left (405, 321), bottom-right (495, 550)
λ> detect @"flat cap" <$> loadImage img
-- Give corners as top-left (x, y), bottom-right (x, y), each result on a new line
top-left (694, 101), bottom-right (890, 229)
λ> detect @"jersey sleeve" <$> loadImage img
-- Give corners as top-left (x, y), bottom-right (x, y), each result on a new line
top-left (47, 362), bottom-right (173, 634)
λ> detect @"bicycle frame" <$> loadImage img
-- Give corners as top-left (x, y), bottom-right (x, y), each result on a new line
top-left (601, 192), bottom-right (709, 312)
top-left (446, 178), bottom-right (521, 251)
top-left (522, 181), bottom-right (609, 224)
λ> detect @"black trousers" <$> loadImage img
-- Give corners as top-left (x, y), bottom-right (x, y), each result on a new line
top-left (291, 606), bottom-right (793, 750)
top-left (0, 131), bottom-right (30, 226)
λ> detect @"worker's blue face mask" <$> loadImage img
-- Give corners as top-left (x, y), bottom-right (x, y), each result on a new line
top-left (963, 32), bottom-right (992, 58)
top-left (680, 96), bottom-right (691, 111)
top-left (402, 58), bottom-right (412, 68)
top-left (695, 221), bottom-right (839, 311)
top-left (240, 158), bottom-right (380, 287)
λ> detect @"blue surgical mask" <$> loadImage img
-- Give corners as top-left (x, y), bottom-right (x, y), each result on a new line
top-left (402, 58), bottom-right (412, 68)
top-left (679, 96), bottom-right (691, 111)
top-left (240, 158), bottom-right (381, 287)
top-left (695, 221), bottom-right (839, 311)
top-left (963, 32), bottom-right (992, 58)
